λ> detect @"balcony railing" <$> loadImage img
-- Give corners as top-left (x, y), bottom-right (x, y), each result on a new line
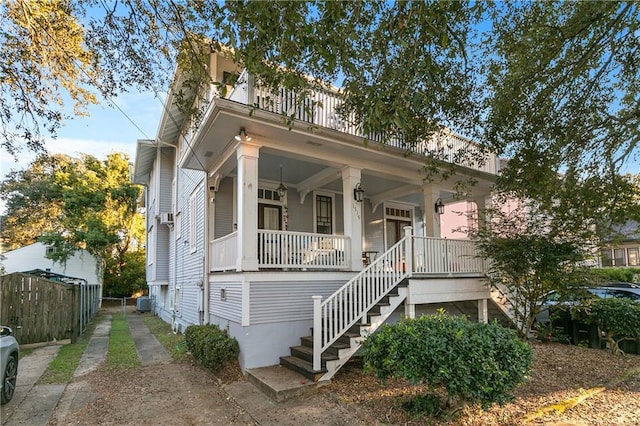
top-left (224, 69), bottom-right (498, 174)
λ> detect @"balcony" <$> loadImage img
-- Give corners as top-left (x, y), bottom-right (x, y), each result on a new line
top-left (216, 69), bottom-right (499, 175)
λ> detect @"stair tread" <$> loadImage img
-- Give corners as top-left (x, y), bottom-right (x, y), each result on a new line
top-left (301, 336), bottom-right (351, 349)
top-left (291, 345), bottom-right (339, 361)
top-left (280, 356), bottom-right (326, 374)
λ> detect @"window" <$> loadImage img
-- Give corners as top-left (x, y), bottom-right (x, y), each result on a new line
top-left (315, 194), bottom-right (333, 234)
top-left (627, 248), bottom-right (639, 266)
top-left (614, 248), bottom-right (626, 266)
top-left (601, 249), bottom-right (613, 267)
top-left (189, 191), bottom-right (197, 253)
top-left (45, 246), bottom-right (56, 256)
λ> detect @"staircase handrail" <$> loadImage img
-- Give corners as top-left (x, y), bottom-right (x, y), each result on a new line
top-left (312, 226), bottom-right (413, 371)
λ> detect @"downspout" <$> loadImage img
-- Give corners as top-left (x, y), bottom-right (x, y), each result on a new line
top-left (202, 180), bottom-right (210, 325)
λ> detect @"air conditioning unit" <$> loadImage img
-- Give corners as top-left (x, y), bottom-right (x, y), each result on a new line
top-left (160, 212), bottom-right (174, 224)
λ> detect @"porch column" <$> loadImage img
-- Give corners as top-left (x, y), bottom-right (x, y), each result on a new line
top-left (236, 142), bottom-right (260, 271)
top-left (404, 302), bottom-right (416, 319)
top-left (478, 298), bottom-right (488, 323)
top-left (422, 185), bottom-right (441, 237)
top-left (471, 194), bottom-right (492, 233)
top-left (342, 166), bottom-right (363, 271)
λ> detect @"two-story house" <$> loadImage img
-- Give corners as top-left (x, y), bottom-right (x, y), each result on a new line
top-left (134, 50), bottom-right (504, 382)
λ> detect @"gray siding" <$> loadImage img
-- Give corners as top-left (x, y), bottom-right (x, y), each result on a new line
top-left (286, 190), bottom-right (313, 232)
top-left (363, 198), bottom-right (385, 253)
top-left (173, 167), bottom-right (206, 326)
top-left (250, 280), bottom-right (345, 324)
top-left (214, 177), bottom-right (234, 238)
top-left (209, 279), bottom-right (243, 323)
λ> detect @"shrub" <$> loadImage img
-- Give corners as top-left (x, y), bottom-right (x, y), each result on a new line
top-left (593, 267), bottom-right (640, 284)
top-left (572, 297), bottom-right (640, 355)
top-left (362, 312), bottom-right (532, 416)
top-left (184, 324), bottom-right (239, 373)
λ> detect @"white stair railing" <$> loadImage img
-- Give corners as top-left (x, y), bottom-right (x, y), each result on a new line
top-left (312, 227), bottom-right (413, 371)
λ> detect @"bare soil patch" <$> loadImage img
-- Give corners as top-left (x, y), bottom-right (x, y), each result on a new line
top-left (52, 359), bottom-right (254, 425)
top-left (49, 322), bottom-right (640, 425)
top-left (325, 342), bottom-right (640, 425)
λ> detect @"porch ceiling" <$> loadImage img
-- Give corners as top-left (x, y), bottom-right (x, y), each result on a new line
top-left (182, 98), bottom-right (495, 207)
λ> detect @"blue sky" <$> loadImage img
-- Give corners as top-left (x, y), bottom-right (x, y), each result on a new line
top-left (0, 90), bottom-right (162, 181)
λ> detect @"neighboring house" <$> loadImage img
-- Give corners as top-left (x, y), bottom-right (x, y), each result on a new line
top-left (600, 221), bottom-right (640, 268)
top-left (134, 50), bottom-right (504, 381)
top-left (1, 242), bottom-right (101, 287)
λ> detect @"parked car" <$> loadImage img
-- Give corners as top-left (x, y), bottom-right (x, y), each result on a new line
top-left (1, 326), bottom-right (19, 404)
top-left (535, 287), bottom-right (640, 324)
top-left (599, 281), bottom-right (640, 289)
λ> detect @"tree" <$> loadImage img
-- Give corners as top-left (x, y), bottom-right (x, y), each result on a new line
top-left (473, 193), bottom-right (595, 338)
top-left (2, 2), bottom-right (638, 230)
top-left (0, 152), bottom-right (145, 297)
top-left (0, 153), bottom-right (69, 249)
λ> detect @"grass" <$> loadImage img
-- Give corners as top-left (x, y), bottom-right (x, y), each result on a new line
top-left (141, 314), bottom-right (189, 360)
top-left (19, 347), bottom-right (34, 358)
top-left (106, 314), bottom-right (141, 369)
top-left (38, 319), bottom-right (98, 384)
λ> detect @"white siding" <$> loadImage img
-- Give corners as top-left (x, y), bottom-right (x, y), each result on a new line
top-left (1, 242), bottom-right (100, 286)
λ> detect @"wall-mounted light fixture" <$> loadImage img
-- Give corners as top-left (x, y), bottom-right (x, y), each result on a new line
top-left (277, 165), bottom-right (288, 199)
top-left (353, 182), bottom-right (365, 202)
top-left (435, 198), bottom-right (445, 215)
top-left (234, 127), bottom-right (252, 142)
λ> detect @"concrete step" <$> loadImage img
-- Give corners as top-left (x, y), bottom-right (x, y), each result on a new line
top-left (246, 365), bottom-right (325, 402)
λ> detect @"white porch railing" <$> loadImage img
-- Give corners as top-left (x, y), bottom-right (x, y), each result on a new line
top-left (412, 236), bottom-right (486, 274)
top-left (312, 228), bottom-right (412, 371)
top-left (210, 232), bottom-right (238, 272)
top-left (224, 69), bottom-right (499, 175)
top-left (258, 230), bottom-right (350, 270)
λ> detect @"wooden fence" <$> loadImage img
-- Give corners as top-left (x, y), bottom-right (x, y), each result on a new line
top-left (0, 273), bottom-right (100, 345)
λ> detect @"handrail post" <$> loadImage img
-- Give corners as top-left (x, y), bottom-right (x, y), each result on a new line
top-left (403, 226), bottom-right (413, 274)
top-left (312, 295), bottom-right (322, 371)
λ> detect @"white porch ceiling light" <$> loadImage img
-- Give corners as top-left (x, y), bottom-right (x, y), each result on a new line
top-left (277, 165), bottom-right (288, 199)
top-left (234, 127), bottom-right (252, 142)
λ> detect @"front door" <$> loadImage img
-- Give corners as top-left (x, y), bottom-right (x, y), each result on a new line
top-left (386, 219), bottom-right (411, 249)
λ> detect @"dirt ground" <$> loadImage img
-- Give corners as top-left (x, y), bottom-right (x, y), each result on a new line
top-left (51, 329), bottom-right (640, 425)
top-left (326, 342), bottom-right (640, 425)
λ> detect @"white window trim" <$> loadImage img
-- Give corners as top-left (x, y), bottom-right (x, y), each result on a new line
top-left (189, 190), bottom-right (198, 253)
top-left (175, 211), bottom-right (182, 240)
top-left (147, 225), bottom-right (155, 266)
top-left (382, 202), bottom-right (415, 249)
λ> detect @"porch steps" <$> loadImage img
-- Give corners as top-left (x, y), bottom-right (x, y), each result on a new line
top-left (245, 364), bottom-right (328, 402)
top-left (279, 282), bottom-right (408, 382)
